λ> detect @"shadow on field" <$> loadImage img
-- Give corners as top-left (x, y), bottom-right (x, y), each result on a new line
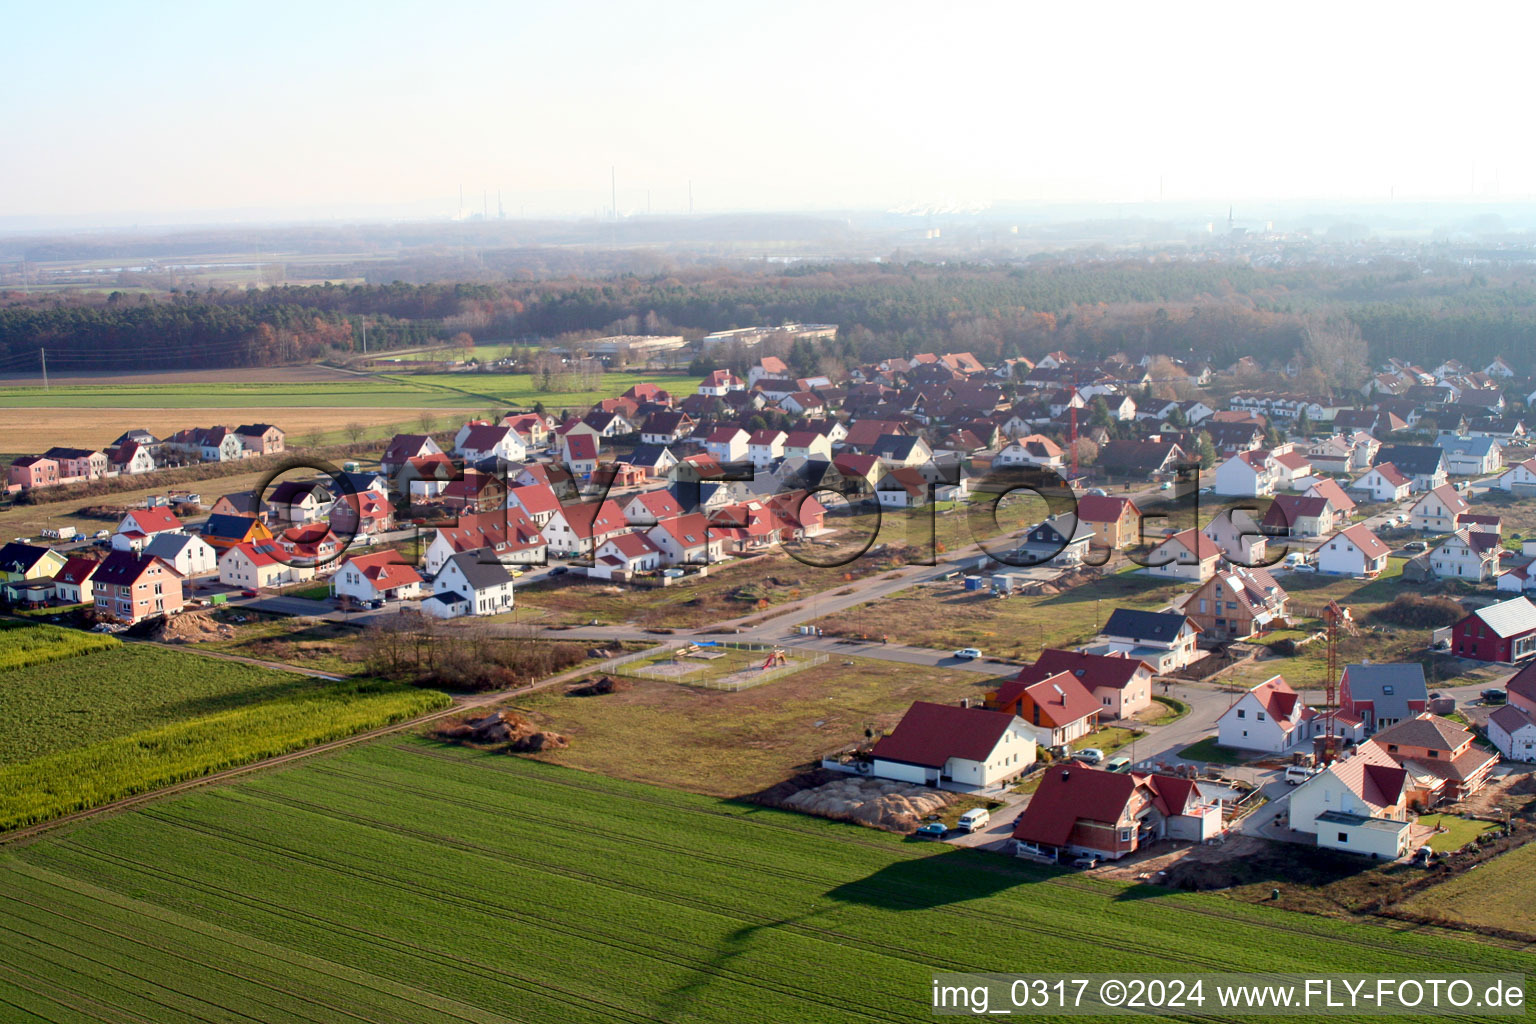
top-left (823, 849), bottom-right (1028, 910)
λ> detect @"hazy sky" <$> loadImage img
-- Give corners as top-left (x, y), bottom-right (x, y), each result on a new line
top-left (5, 0), bottom-right (1535, 225)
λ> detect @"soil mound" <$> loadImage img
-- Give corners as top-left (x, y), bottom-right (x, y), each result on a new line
top-left (776, 775), bottom-right (954, 832)
top-left (439, 710), bottom-right (569, 752)
top-left (145, 611), bottom-right (235, 643)
top-left (566, 675), bottom-right (631, 697)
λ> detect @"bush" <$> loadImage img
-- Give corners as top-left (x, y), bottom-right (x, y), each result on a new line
top-left (1372, 593), bottom-right (1465, 629)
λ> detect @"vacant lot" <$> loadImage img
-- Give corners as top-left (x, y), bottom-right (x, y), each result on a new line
top-left (1399, 840), bottom-right (1536, 934)
top-left (510, 656), bottom-right (998, 795)
top-left (817, 569), bottom-right (1186, 658)
top-left (0, 641), bottom-right (447, 830)
top-left (0, 739), bottom-right (1529, 1024)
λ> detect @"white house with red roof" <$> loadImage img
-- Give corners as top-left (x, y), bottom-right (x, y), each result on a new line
top-left (622, 489), bottom-right (684, 526)
top-left (1216, 675), bottom-right (1315, 753)
top-left (1410, 483), bottom-right (1470, 533)
top-left (1201, 508), bottom-right (1267, 566)
top-left (424, 508), bottom-right (546, 574)
top-left (1303, 476), bottom-right (1357, 518)
top-left (646, 513), bottom-right (722, 565)
top-left (748, 355), bottom-right (790, 386)
top-left (704, 427), bottom-right (749, 464)
top-left (697, 369), bottom-right (745, 396)
top-left (381, 434), bottom-right (443, 475)
top-left (746, 429), bottom-right (788, 470)
top-left (1352, 462), bottom-right (1412, 504)
top-left (870, 701), bottom-right (1035, 788)
top-left (453, 423), bottom-right (526, 464)
top-left (1273, 449), bottom-right (1314, 489)
top-left (1287, 741), bottom-right (1411, 859)
top-left (544, 499), bottom-right (627, 558)
top-left (995, 433), bottom-right (1064, 469)
top-left (500, 412), bottom-right (550, 447)
top-left (219, 540), bottom-right (313, 589)
top-left (112, 507), bottom-right (186, 553)
top-left (507, 483), bottom-right (562, 529)
top-left (332, 550), bottom-right (424, 603)
top-left (1496, 457), bottom-right (1536, 494)
top-left (1143, 528), bottom-right (1222, 582)
top-left (1213, 449), bottom-right (1277, 497)
top-left (1427, 529), bottom-right (1502, 582)
top-left (782, 430), bottom-right (832, 462)
top-left (1011, 765), bottom-right (1222, 863)
top-left (558, 433), bottom-right (600, 479)
top-left (592, 532), bottom-right (663, 579)
top-left (1316, 524), bottom-right (1391, 577)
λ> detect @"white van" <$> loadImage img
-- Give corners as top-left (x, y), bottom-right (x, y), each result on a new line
top-left (1284, 765), bottom-right (1317, 786)
top-left (957, 807), bottom-right (991, 832)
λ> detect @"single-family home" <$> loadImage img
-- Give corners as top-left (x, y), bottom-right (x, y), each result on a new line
top-left (1338, 663), bottom-right (1427, 735)
top-left (0, 542), bottom-right (66, 583)
top-left (1352, 462), bottom-right (1412, 504)
top-left (1213, 449), bottom-right (1277, 497)
top-left (869, 701), bottom-right (1036, 788)
top-left (1427, 529), bottom-right (1502, 582)
top-left (1287, 742), bottom-right (1411, 859)
top-left (697, 369), bottom-right (745, 396)
top-left (1304, 477), bottom-right (1357, 518)
top-left (424, 551), bottom-right (516, 619)
top-left (1076, 495), bottom-right (1141, 550)
top-left (1495, 457), bottom-right (1536, 494)
top-left (52, 556), bottom-right (99, 604)
top-left (209, 492), bottom-right (268, 520)
top-left (331, 550), bottom-right (425, 604)
top-left (1374, 445), bottom-right (1448, 492)
top-left (1487, 704), bottom-right (1536, 763)
top-left (1216, 675), bottom-right (1313, 753)
top-left (985, 671), bottom-right (1101, 748)
top-left (783, 431), bottom-right (833, 462)
top-left (113, 507), bottom-right (186, 553)
top-left (592, 532), bottom-right (664, 579)
top-left (91, 550), bottom-right (184, 623)
top-left (746, 429), bottom-right (788, 471)
top-left (1507, 661), bottom-right (1536, 716)
top-left (1143, 528), bottom-right (1221, 582)
top-left (381, 434), bottom-right (444, 475)
top-left (1087, 609), bottom-right (1201, 674)
top-left (1370, 714), bottom-right (1499, 806)
top-left (1437, 435), bottom-right (1503, 476)
top-left (218, 541), bottom-right (313, 589)
top-left (703, 427), bottom-right (749, 465)
top-left (870, 434), bottom-right (932, 470)
top-left (454, 423), bottom-right (527, 464)
top-left (1451, 596), bottom-right (1536, 663)
top-left (329, 490), bottom-right (395, 537)
top-left (623, 489), bottom-right (685, 527)
top-left (647, 513), bottom-right (723, 565)
top-left (42, 447), bottom-right (109, 481)
top-left (1185, 566), bottom-right (1289, 640)
top-left (640, 411), bottom-right (694, 446)
top-left (423, 508), bottom-right (546, 574)
top-left (626, 443), bottom-right (680, 479)
top-left (1261, 494), bottom-right (1336, 539)
top-left (995, 434), bottom-right (1064, 469)
top-left (267, 480), bottom-right (335, 524)
top-left (1315, 524), bottom-right (1391, 577)
top-left (234, 423), bottom-right (286, 457)
top-left (200, 513), bottom-right (274, 553)
top-left (1011, 766), bottom-right (1222, 863)
top-left (559, 433), bottom-right (601, 479)
top-left (144, 532), bottom-right (218, 577)
top-left (875, 467), bottom-right (931, 509)
top-left (1409, 484), bottom-right (1469, 533)
top-left (543, 500), bottom-right (627, 558)
top-left (1000, 649), bottom-right (1154, 720)
top-left (7, 455), bottom-right (60, 490)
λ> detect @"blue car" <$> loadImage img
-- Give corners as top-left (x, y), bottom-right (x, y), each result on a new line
top-left (915, 822), bottom-right (949, 839)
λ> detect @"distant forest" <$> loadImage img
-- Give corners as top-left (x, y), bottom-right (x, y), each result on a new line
top-left (2, 260), bottom-right (1535, 376)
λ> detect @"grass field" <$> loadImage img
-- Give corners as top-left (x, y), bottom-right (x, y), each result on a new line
top-left (816, 570), bottom-right (1186, 658)
top-left (1400, 840), bottom-right (1536, 934)
top-left (0, 641), bottom-right (447, 830)
top-left (0, 739), bottom-right (1530, 1024)
top-left (510, 656), bottom-right (999, 795)
top-left (1416, 814), bottom-right (1500, 852)
top-left (0, 620), bottom-right (118, 672)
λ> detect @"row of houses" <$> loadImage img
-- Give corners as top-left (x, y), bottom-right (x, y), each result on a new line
top-left (7, 425), bottom-right (285, 492)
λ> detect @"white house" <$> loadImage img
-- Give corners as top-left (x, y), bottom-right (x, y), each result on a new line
top-left (454, 423), bottom-right (527, 464)
top-left (1287, 742), bottom-right (1411, 859)
top-left (1409, 484), bottom-right (1469, 533)
top-left (1351, 463), bottom-right (1412, 504)
top-left (144, 532), bottom-right (217, 577)
top-left (646, 513), bottom-right (723, 565)
top-left (592, 532), bottom-right (663, 578)
top-left (1213, 449), bottom-right (1276, 497)
top-left (1216, 675), bottom-right (1312, 753)
top-left (331, 551), bottom-right (424, 603)
top-left (1203, 509), bottom-right (1267, 567)
top-left (425, 551), bottom-right (515, 618)
top-left (1496, 458), bottom-right (1536, 494)
top-left (1488, 704), bottom-right (1536, 762)
top-left (218, 541), bottom-right (313, 589)
top-left (703, 427), bottom-right (749, 464)
top-left (1427, 529), bottom-right (1502, 582)
top-left (1143, 528), bottom-right (1221, 582)
top-left (1087, 609), bottom-right (1202, 674)
top-left (1316, 524), bottom-right (1391, 577)
top-left (113, 507), bottom-right (186, 552)
top-left (746, 429), bottom-right (787, 471)
top-left (994, 434), bottom-right (1064, 469)
top-left (869, 701), bottom-right (1036, 788)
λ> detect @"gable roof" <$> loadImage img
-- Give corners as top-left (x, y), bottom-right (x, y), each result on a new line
top-left (201, 513), bottom-right (264, 542)
top-left (0, 542), bottom-right (58, 574)
top-left (1334, 524), bottom-right (1391, 559)
top-left (1019, 648), bottom-right (1152, 692)
top-left (1366, 462), bottom-right (1411, 488)
top-left (1467, 596), bottom-right (1536, 638)
top-left (93, 550), bottom-right (183, 586)
top-left (341, 550), bottom-right (425, 587)
top-left (1341, 663), bottom-right (1427, 722)
top-left (871, 701), bottom-right (1018, 767)
top-left (1375, 444), bottom-right (1446, 477)
top-left (1101, 608), bottom-right (1197, 643)
top-left (1010, 765), bottom-right (1140, 847)
top-left (1505, 660), bottom-right (1536, 706)
top-left (1491, 703), bottom-right (1536, 737)
top-left (442, 550), bottom-right (515, 589)
top-left (123, 507), bottom-right (184, 534)
top-left (1075, 494), bottom-right (1139, 524)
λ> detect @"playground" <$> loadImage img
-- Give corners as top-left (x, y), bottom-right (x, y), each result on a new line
top-left (606, 642), bottom-right (826, 692)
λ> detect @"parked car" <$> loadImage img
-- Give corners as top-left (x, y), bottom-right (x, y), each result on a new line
top-left (1086, 488), bottom-right (1108, 497)
top-left (1072, 855), bottom-right (1100, 869)
top-left (240, 589), bottom-right (259, 598)
top-left (953, 648), bottom-right (983, 660)
top-left (1284, 765), bottom-right (1318, 785)
top-left (508, 568), bottom-right (525, 578)
top-left (93, 529), bottom-right (110, 540)
top-left (1403, 541), bottom-right (1427, 553)
top-left (1075, 748), bottom-right (1105, 765)
top-left (1104, 755), bottom-right (1132, 773)
top-left (548, 566), bottom-right (568, 576)
top-left (914, 822), bottom-right (949, 839)
top-left (957, 807), bottom-right (991, 833)
top-left (1482, 689), bottom-right (1508, 705)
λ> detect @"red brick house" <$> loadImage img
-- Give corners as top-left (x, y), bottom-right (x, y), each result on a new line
top-left (92, 550), bottom-right (185, 624)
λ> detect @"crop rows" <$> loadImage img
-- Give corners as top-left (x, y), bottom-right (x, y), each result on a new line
top-left (0, 623), bottom-right (118, 673)
top-left (1, 738), bottom-right (1530, 1023)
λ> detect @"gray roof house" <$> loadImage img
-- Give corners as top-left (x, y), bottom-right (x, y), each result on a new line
top-left (1338, 663), bottom-right (1428, 734)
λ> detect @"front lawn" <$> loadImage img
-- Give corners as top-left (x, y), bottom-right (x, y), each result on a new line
top-left (1178, 736), bottom-right (1251, 765)
top-left (1417, 813), bottom-right (1499, 852)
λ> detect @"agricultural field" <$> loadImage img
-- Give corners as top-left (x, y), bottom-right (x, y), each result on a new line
top-left (1399, 840), bottom-right (1536, 935)
top-left (0, 620), bottom-right (118, 671)
top-left (0, 739), bottom-right (1531, 1024)
top-left (0, 641), bottom-right (447, 830)
top-left (510, 656), bottom-right (998, 795)
top-left (816, 568), bottom-right (1187, 658)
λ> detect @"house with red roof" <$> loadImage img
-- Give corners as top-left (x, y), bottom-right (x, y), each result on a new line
top-left (92, 550), bottom-right (185, 623)
top-left (1261, 494), bottom-right (1337, 539)
top-left (782, 430), bottom-right (833, 462)
top-left (870, 701), bottom-right (1035, 788)
top-left (424, 508), bottom-right (546, 574)
top-left (1303, 476), bottom-right (1356, 518)
top-left (332, 550), bottom-right (424, 603)
top-left (1185, 566), bottom-right (1289, 641)
top-left (559, 433), bottom-right (600, 479)
top-left (275, 523), bottom-right (343, 566)
top-left (1287, 740), bottom-right (1412, 859)
top-left (381, 434), bottom-right (444, 475)
top-left (1315, 524), bottom-right (1391, 577)
top-left (746, 429), bottom-right (788, 470)
top-left (6, 455), bottom-right (60, 491)
top-left (1011, 765), bottom-right (1222, 863)
top-left (1370, 714), bottom-right (1499, 806)
top-left (1000, 649), bottom-right (1154, 720)
top-left (440, 469), bottom-right (507, 514)
top-left (453, 422), bottom-right (526, 464)
top-left (1213, 449), bottom-right (1278, 497)
top-left (1352, 462), bottom-right (1412, 504)
top-left (1216, 675), bottom-right (1319, 753)
top-left (592, 532), bottom-right (663, 580)
top-left (53, 556), bottom-right (100, 605)
top-left (1143, 528), bottom-right (1222, 582)
top-left (329, 490), bottom-right (395, 537)
top-left (985, 671), bottom-right (1101, 748)
top-left (1410, 483), bottom-right (1470, 533)
top-left (704, 427), bottom-right (749, 464)
top-left (622, 489), bottom-right (685, 526)
top-left (219, 541), bottom-right (313, 589)
top-left (1076, 495), bottom-right (1141, 551)
top-left (544, 499), bottom-right (627, 558)
top-left (697, 369), bottom-right (745, 396)
top-left (840, 419), bottom-right (907, 450)
top-left (646, 513), bottom-right (722, 565)
top-left (112, 507), bottom-right (186, 553)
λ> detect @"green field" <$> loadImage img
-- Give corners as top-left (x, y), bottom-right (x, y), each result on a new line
top-left (1400, 840), bottom-right (1536, 934)
top-left (0, 620), bottom-right (118, 672)
top-left (0, 641), bottom-right (448, 829)
top-left (0, 370), bottom-right (698, 413)
top-left (0, 738), bottom-right (1530, 1023)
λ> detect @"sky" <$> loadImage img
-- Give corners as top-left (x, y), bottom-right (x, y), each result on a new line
top-left (5, 0), bottom-right (1536, 226)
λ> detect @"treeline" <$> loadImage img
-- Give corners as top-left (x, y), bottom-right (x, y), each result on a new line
top-left (4, 260), bottom-right (1536, 373)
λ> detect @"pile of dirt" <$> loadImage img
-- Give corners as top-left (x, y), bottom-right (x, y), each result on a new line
top-left (145, 611), bottom-right (235, 643)
top-left (565, 675), bottom-right (630, 697)
top-left (1501, 772), bottom-right (1536, 797)
top-left (438, 710), bottom-right (569, 752)
top-left (776, 776), bottom-right (955, 832)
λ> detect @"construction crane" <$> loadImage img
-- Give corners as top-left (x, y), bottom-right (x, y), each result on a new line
top-left (1317, 600), bottom-right (1356, 764)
